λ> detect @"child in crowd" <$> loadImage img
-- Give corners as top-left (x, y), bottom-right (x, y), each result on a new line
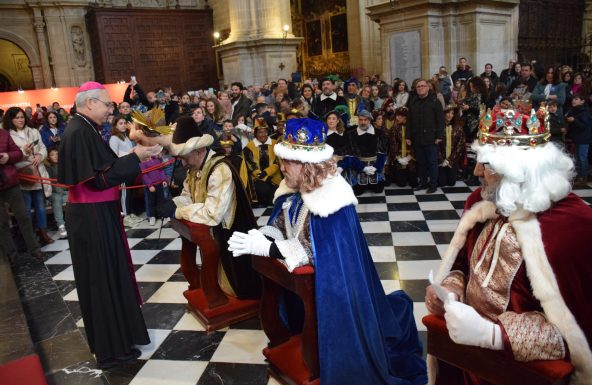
top-left (221, 119), bottom-right (242, 156)
top-left (234, 114), bottom-right (252, 149)
top-left (438, 104), bottom-right (465, 186)
top-left (565, 93), bottom-right (592, 187)
top-left (45, 147), bottom-right (68, 238)
top-left (141, 152), bottom-right (168, 226)
top-left (545, 100), bottom-right (565, 146)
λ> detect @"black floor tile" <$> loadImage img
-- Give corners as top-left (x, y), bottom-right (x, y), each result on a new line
top-left (422, 210), bottom-right (460, 220)
top-left (357, 196), bottom-right (387, 204)
top-left (141, 303), bottom-right (187, 329)
top-left (450, 201), bottom-right (467, 209)
top-left (168, 267), bottom-right (189, 282)
top-left (440, 186), bottom-right (472, 193)
top-left (387, 202), bottom-right (421, 211)
top-left (197, 362), bottom-right (268, 385)
top-left (152, 330), bottom-right (224, 361)
top-left (431, 232), bottom-right (456, 244)
top-left (365, 233), bottom-right (394, 246)
top-left (357, 212), bottom-right (389, 222)
top-left (415, 194), bottom-right (447, 202)
top-left (138, 282), bottom-right (165, 302)
top-left (390, 221), bottom-right (429, 232)
top-left (103, 359), bottom-right (147, 385)
top-left (147, 250), bottom-right (181, 264)
top-left (385, 188), bottom-right (414, 196)
top-left (395, 246), bottom-right (441, 261)
top-left (373, 262), bottom-right (399, 280)
top-left (65, 300), bottom-right (82, 323)
top-left (399, 280), bottom-right (430, 302)
top-left (55, 280), bottom-right (76, 297)
top-left (126, 229), bottom-right (156, 238)
top-left (132, 238), bottom-right (175, 250)
top-left (46, 264), bottom-right (71, 277)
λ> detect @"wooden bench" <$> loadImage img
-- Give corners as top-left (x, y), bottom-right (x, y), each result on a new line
top-left (422, 314), bottom-right (573, 385)
top-left (171, 219), bottom-right (259, 332)
top-left (252, 257), bottom-right (320, 385)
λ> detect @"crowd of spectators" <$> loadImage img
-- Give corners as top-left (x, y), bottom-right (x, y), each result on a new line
top-left (1, 56), bottom-right (592, 259)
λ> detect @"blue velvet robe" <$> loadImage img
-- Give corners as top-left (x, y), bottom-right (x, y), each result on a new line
top-left (270, 194), bottom-right (427, 385)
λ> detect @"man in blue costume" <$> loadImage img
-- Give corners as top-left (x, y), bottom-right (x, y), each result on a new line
top-left (228, 118), bottom-right (427, 385)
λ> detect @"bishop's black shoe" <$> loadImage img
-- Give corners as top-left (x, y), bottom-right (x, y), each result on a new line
top-left (413, 184), bottom-right (428, 191)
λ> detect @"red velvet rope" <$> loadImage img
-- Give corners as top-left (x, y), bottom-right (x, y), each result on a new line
top-left (17, 158), bottom-right (175, 190)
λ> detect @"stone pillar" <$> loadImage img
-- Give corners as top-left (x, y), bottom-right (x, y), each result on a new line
top-left (32, 10), bottom-right (52, 88)
top-left (347, 0), bottom-right (382, 77)
top-left (367, 0), bottom-right (518, 85)
top-left (217, 0), bottom-right (302, 86)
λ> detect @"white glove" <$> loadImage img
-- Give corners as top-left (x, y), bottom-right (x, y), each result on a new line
top-left (444, 300), bottom-right (503, 350)
top-left (336, 166), bottom-right (343, 174)
top-left (363, 165), bottom-right (376, 175)
top-left (228, 229), bottom-right (272, 257)
top-left (440, 159), bottom-right (450, 168)
top-left (397, 156), bottom-right (409, 166)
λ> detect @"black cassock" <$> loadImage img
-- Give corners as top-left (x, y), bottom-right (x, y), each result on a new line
top-left (58, 113), bottom-right (150, 362)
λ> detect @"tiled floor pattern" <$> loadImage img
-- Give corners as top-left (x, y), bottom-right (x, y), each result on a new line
top-left (19, 182), bottom-right (592, 384)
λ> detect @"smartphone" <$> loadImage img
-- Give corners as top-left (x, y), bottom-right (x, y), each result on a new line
top-left (32, 139), bottom-right (39, 146)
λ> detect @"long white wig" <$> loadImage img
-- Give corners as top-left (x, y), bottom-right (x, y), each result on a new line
top-left (472, 141), bottom-right (575, 216)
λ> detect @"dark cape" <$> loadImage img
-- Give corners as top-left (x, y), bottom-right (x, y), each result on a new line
top-left (207, 156), bottom-right (261, 299)
top-left (269, 192), bottom-right (427, 385)
top-left (58, 114), bottom-right (150, 361)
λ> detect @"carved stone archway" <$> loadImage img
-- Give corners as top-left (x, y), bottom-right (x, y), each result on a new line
top-left (0, 29), bottom-right (44, 89)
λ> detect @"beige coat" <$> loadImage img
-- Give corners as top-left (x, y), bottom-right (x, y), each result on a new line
top-left (10, 126), bottom-right (52, 197)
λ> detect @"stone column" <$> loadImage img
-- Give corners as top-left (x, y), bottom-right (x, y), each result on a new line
top-left (217, 0), bottom-right (302, 86)
top-left (32, 10), bottom-right (52, 88)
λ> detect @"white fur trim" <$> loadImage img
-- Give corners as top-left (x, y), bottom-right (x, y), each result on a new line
top-left (273, 142), bottom-right (334, 163)
top-left (433, 201), bottom-right (592, 383)
top-left (272, 175), bottom-right (358, 218)
top-left (510, 210), bottom-right (592, 384)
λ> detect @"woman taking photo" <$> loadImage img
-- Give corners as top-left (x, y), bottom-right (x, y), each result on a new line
top-left (205, 98), bottom-right (227, 133)
top-left (300, 84), bottom-right (315, 109)
top-left (4, 107), bottom-right (53, 245)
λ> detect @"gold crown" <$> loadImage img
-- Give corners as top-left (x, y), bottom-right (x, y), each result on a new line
top-left (478, 104), bottom-right (551, 147)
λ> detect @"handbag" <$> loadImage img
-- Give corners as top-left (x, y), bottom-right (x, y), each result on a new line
top-left (15, 161), bottom-right (41, 187)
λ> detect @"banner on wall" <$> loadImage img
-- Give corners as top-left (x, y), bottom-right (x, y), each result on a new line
top-left (0, 83), bottom-right (129, 111)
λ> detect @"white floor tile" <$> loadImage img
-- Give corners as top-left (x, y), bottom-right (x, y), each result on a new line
top-left (210, 329), bottom-right (269, 364)
top-left (380, 279), bottom-right (401, 294)
top-left (173, 312), bottom-right (206, 332)
top-left (575, 189), bottom-right (592, 197)
top-left (163, 238), bottom-right (183, 250)
top-left (369, 246), bottom-right (397, 262)
top-left (385, 195), bottom-right (418, 203)
top-left (53, 266), bottom-right (75, 280)
top-left (252, 207), bottom-right (267, 217)
top-left (388, 211), bottom-right (424, 221)
top-left (40, 240), bottom-right (70, 252)
top-left (134, 265), bottom-right (179, 282)
top-left (418, 201), bottom-right (454, 211)
top-left (129, 359), bottom-right (206, 385)
top-left (146, 282), bottom-right (187, 303)
top-left (268, 378), bottom-right (282, 385)
top-left (360, 221), bottom-right (391, 233)
top-left (445, 192), bottom-right (471, 201)
top-left (63, 288), bottom-right (78, 301)
top-left (436, 244), bottom-right (449, 259)
top-left (136, 329), bottom-right (172, 360)
top-left (426, 220), bottom-right (459, 232)
top-left (131, 250), bottom-right (160, 264)
top-left (413, 302), bottom-right (429, 331)
top-left (356, 203), bottom-right (388, 213)
top-left (392, 232), bottom-right (434, 246)
top-left (146, 228), bottom-right (180, 239)
top-left (44, 250), bottom-right (71, 265)
top-left (257, 216), bottom-right (270, 226)
top-left (456, 209), bottom-right (465, 217)
top-left (397, 260), bottom-right (442, 280)
top-left (76, 318), bottom-right (84, 327)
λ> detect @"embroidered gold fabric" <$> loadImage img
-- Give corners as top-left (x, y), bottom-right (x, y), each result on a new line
top-left (498, 311), bottom-right (565, 361)
top-left (466, 217), bottom-right (523, 321)
top-left (441, 270), bottom-right (466, 303)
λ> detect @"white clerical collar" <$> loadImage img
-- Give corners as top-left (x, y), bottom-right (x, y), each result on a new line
top-left (320, 93), bottom-right (337, 101)
top-left (327, 129), bottom-right (343, 136)
top-left (357, 125), bottom-right (375, 136)
top-left (253, 137), bottom-right (272, 147)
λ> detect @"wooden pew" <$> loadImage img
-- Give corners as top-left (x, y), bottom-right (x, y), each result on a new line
top-left (171, 219), bottom-right (259, 332)
top-left (252, 257), bottom-right (320, 385)
top-left (422, 314), bottom-right (573, 385)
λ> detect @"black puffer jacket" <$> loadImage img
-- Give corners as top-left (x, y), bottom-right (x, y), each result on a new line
top-left (406, 94), bottom-right (445, 146)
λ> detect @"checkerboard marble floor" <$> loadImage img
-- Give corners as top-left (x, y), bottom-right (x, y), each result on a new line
top-left (30, 182), bottom-right (592, 384)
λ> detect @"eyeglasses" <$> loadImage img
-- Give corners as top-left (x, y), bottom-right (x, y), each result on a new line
top-left (91, 98), bottom-right (113, 108)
